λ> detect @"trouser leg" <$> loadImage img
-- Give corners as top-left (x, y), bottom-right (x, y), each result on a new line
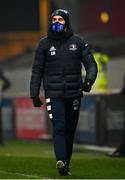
top-left (46, 98), bottom-right (66, 162)
top-left (64, 97), bottom-right (81, 167)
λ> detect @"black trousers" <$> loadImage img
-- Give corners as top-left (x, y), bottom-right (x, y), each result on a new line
top-left (46, 97), bottom-right (81, 167)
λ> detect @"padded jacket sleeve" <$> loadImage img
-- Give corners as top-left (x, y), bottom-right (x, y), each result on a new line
top-left (30, 39), bottom-right (46, 98)
top-left (81, 42), bottom-right (98, 84)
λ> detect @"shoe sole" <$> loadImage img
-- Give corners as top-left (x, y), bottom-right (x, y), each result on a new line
top-left (56, 160), bottom-right (65, 170)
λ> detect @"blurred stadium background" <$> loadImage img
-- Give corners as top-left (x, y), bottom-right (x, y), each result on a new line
top-left (0, 0), bottom-right (125, 175)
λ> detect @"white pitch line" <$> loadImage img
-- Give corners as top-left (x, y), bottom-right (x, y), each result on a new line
top-left (0, 170), bottom-right (47, 179)
top-left (83, 145), bottom-right (115, 152)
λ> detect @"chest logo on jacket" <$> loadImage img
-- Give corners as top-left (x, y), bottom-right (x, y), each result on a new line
top-left (69, 44), bottom-right (77, 51)
top-left (49, 46), bottom-right (56, 56)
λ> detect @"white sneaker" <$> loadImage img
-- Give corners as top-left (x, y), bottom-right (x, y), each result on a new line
top-left (56, 160), bottom-right (71, 176)
top-left (56, 160), bottom-right (65, 170)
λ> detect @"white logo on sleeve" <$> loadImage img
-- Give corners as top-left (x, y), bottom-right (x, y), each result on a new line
top-left (69, 44), bottom-right (77, 51)
top-left (49, 46), bottom-right (56, 56)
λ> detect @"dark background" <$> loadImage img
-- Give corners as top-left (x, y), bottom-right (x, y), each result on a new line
top-left (79, 0), bottom-right (125, 38)
top-left (0, 0), bottom-right (40, 32)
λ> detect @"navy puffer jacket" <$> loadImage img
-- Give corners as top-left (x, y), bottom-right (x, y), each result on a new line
top-left (30, 28), bottom-right (97, 98)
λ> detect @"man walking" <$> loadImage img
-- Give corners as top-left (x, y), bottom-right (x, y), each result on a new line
top-left (30, 9), bottom-right (97, 175)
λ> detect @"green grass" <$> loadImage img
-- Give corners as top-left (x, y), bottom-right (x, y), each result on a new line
top-left (0, 140), bottom-right (125, 179)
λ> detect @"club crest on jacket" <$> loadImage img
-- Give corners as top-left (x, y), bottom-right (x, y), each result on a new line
top-left (69, 44), bottom-right (77, 51)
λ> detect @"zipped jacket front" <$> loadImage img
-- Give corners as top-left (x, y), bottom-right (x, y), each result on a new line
top-left (30, 33), bottom-right (97, 98)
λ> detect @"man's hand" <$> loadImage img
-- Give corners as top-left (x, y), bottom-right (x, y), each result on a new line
top-left (82, 79), bottom-right (93, 92)
top-left (32, 97), bottom-right (43, 107)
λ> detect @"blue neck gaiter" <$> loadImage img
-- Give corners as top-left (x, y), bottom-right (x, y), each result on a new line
top-left (51, 22), bottom-right (65, 33)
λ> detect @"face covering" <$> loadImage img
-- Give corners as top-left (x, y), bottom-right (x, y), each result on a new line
top-left (51, 22), bottom-right (65, 33)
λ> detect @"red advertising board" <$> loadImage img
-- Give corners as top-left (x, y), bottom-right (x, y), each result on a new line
top-left (15, 97), bottom-right (49, 140)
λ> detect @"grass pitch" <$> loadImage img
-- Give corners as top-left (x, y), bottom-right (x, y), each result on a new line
top-left (0, 140), bottom-right (125, 179)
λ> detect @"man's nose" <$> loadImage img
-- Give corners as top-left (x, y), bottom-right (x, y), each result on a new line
top-left (55, 20), bottom-right (59, 23)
